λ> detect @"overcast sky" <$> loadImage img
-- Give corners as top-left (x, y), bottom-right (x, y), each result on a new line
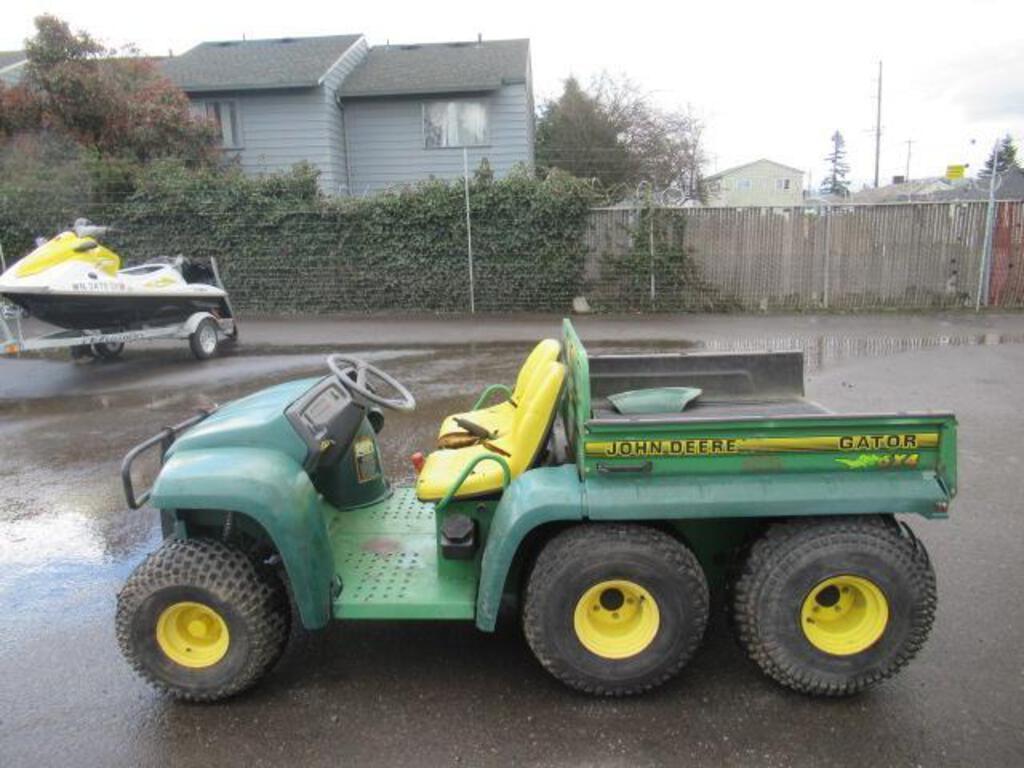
top-left (3, 0), bottom-right (1022, 189)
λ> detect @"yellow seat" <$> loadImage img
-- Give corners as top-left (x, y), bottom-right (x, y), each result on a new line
top-left (417, 360), bottom-right (567, 501)
top-left (438, 339), bottom-right (561, 441)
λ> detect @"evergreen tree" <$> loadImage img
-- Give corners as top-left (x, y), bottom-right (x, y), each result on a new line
top-left (980, 134), bottom-right (1020, 177)
top-left (820, 130), bottom-right (850, 196)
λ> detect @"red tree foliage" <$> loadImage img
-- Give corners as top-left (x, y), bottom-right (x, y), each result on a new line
top-left (1, 15), bottom-right (217, 165)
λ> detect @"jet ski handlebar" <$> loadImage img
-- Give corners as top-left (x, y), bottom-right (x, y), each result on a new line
top-left (73, 218), bottom-right (116, 239)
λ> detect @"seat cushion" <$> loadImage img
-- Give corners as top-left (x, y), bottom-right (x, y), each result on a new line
top-left (415, 443), bottom-right (510, 501)
top-left (418, 361), bottom-right (567, 502)
top-left (436, 338), bottom-right (561, 441)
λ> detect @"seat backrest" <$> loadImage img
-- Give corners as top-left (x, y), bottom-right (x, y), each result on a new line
top-left (506, 360), bottom-right (567, 474)
top-left (511, 339), bottom-right (561, 404)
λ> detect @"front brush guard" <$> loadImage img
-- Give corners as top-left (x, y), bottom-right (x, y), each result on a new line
top-left (121, 407), bottom-right (217, 509)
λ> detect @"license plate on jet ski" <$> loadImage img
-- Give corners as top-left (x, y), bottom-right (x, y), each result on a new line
top-left (70, 282), bottom-right (130, 292)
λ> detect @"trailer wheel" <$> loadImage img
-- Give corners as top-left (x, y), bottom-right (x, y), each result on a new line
top-left (189, 318), bottom-right (219, 360)
top-left (523, 524), bottom-right (709, 696)
top-left (92, 341), bottom-right (124, 360)
top-left (732, 516), bottom-right (936, 696)
top-left (116, 538), bottom-right (290, 702)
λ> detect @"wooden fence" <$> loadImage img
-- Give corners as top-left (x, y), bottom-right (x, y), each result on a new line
top-left (583, 201), bottom-right (1024, 311)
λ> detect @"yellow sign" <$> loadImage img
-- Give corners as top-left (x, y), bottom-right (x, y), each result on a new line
top-left (584, 433), bottom-right (939, 459)
top-left (946, 164), bottom-right (966, 180)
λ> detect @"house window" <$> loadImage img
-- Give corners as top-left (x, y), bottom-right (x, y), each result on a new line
top-left (775, 178), bottom-right (792, 191)
top-left (196, 100), bottom-right (242, 148)
top-left (735, 178), bottom-right (752, 191)
top-left (423, 100), bottom-right (489, 148)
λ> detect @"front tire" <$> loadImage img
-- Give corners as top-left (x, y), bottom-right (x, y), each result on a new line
top-left (732, 516), bottom-right (936, 696)
top-left (116, 538), bottom-right (290, 702)
top-left (523, 524), bottom-right (709, 696)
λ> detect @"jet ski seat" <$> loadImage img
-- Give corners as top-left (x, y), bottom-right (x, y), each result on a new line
top-left (417, 360), bottom-right (567, 501)
top-left (437, 339), bottom-right (561, 445)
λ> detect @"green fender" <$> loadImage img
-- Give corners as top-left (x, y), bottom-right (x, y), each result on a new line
top-left (150, 447), bottom-right (335, 629)
top-left (475, 465), bottom-right (584, 631)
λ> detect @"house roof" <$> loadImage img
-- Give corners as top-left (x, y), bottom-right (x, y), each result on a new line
top-left (338, 39), bottom-right (529, 98)
top-left (159, 34), bottom-right (363, 93)
top-left (706, 158), bottom-right (804, 181)
top-left (845, 169), bottom-right (1024, 204)
top-left (0, 50), bottom-right (27, 86)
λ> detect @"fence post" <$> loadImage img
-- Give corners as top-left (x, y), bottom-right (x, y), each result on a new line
top-left (976, 163), bottom-right (999, 311)
top-left (822, 205), bottom-right (831, 309)
top-left (463, 148), bottom-right (475, 314)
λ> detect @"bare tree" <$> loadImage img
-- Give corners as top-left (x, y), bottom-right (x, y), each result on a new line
top-left (536, 73), bottom-right (707, 201)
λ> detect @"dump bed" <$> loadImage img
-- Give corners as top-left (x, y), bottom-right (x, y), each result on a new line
top-left (561, 320), bottom-right (957, 520)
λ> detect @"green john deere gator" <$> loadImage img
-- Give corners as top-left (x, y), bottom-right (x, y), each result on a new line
top-left (116, 320), bottom-right (955, 701)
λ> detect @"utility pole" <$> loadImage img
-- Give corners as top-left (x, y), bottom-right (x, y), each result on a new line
top-left (904, 139), bottom-right (915, 182)
top-left (873, 61), bottom-right (883, 188)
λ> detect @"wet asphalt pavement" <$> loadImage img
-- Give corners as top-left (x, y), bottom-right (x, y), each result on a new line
top-left (1, 313), bottom-right (1023, 767)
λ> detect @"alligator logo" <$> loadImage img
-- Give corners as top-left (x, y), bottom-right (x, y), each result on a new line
top-left (836, 453), bottom-right (920, 469)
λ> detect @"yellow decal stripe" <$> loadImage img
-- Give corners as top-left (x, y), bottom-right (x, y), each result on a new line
top-left (584, 433), bottom-right (939, 458)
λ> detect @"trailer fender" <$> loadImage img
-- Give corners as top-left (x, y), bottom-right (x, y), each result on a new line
top-left (179, 311), bottom-right (216, 337)
top-left (476, 465), bottom-right (584, 631)
top-left (150, 447), bottom-right (334, 629)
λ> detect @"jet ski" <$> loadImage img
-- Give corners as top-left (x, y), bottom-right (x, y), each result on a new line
top-left (0, 220), bottom-right (232, 331)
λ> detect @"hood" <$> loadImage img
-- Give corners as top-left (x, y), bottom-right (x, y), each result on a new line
top-left (168, 378), bottom-right (322, 464)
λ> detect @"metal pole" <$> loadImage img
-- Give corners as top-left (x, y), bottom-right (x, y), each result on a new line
top-left (649, 193), bottom-right (656, 306)
top-left (873, 61), bottom-right (883, 188)
top-left (463, 148), bottom-right (475, 314)
top-left (975, 140), bottom-right (1000, 312)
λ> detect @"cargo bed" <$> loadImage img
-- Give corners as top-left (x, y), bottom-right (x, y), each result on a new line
top-left (561, 321), bottom-right (958, 520)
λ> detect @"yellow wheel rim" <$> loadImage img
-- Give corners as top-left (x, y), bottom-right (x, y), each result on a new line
top-left (573, 580), bottom-right (660, 659)
top-left (801, 575), bottom-right (889, 656)
top-left (156, 601), bottom-right (230, 668)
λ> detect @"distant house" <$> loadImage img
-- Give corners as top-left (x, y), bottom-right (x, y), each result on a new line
top-left (0, 50), bottom-right (27, 85)
top-left (704, 159), bottom-right (804, 207)
top-left (160, 34), bottom-right (534, 196)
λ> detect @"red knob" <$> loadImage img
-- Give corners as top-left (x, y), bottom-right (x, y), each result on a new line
top-left (411, 451), bottom-right (425, 474)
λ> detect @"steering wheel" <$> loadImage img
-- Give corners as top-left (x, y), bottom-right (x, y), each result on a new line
top-left (326, 354), bottom-right (416, 412)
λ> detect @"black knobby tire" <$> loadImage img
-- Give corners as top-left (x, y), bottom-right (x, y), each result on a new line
top-left (116, 538), bottom-right (290, 702)
top-left (523, 524), bottom-right (709, 696)
top-left (189, 318), bottom-right (219, 360)
top-left (732, 516), bottom-right (936, 696)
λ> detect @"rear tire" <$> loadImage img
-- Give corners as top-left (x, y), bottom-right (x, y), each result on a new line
top-left (116, 538), bottom-right (290, 702)
top-left (189, 318), bottom-right (219, 360)
top-left (732, 516), bottom-right (936, 696)
top-left (523, 524), bottom-right (709, 696)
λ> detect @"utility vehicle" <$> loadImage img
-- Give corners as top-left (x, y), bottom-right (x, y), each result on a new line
top-left (117, 320), bottom-right (955, 701)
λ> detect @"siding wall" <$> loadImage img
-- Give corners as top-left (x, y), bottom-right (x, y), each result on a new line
top-left (190, 37), bottom-right (370, 196)
top-left (705, 160), bottom-right (805, 207)
top-left (343, 83), bottom-right (534, 195)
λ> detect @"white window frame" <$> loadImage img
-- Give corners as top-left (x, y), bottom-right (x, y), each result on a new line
top-left (775, 178), bottom-right (792, 191)
top-left (735, 178), bottom-right (753, 191)
top-left (194, 99), bottom-right (243, 149)
top-left (422, 99), bottom-right (490, 149)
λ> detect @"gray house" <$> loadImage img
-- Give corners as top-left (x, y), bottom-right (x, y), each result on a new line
top-left (160, 34), bottom-right (534, 196)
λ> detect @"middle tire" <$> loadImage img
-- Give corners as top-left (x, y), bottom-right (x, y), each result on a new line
top-left (523, 524), bottom-right (709, 695)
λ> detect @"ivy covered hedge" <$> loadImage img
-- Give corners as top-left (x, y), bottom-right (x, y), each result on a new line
top-left (0, 153), bottom-right (594, 313)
